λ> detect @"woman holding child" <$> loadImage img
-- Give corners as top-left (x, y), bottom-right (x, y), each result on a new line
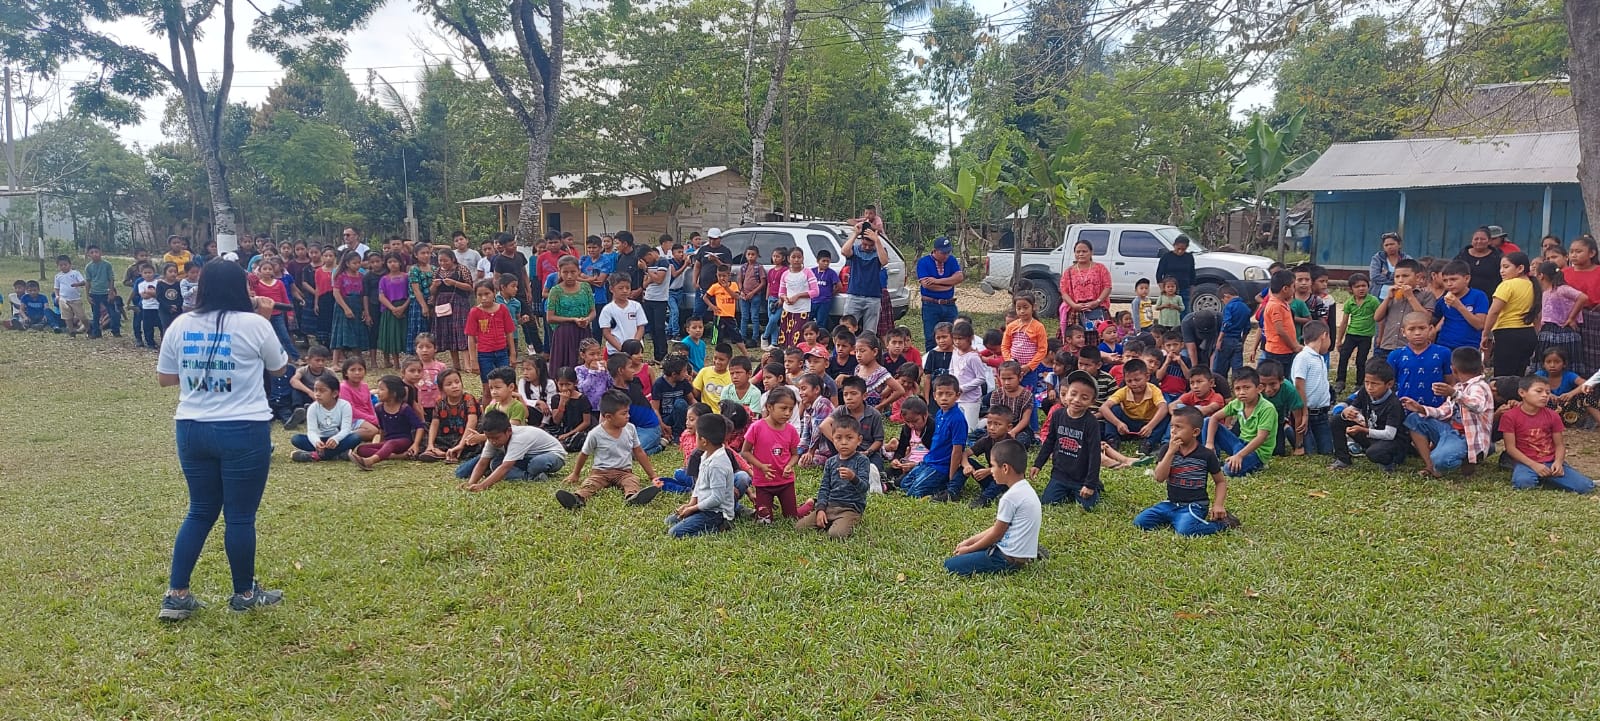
top-left (1057, 239), bottom-right (1112, 338)
top-left (155, 260), bottom-right (289, 621)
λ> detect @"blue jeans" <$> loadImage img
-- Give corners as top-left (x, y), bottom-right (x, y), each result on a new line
top-left (1134, 500), bottom-right (1228, 536)
top-left (1212, 336), bottom-right (1244, 378)
top-left (269, 314), bottom-right (300, 361)
top-left (668, 290), bottom-right (690, 338)
top-left (1104, 406), bottom-right (1169, 449)
top-left (944, 547), bottom-right (1020, 576)
top-left (1511, 462), bottom-right (1595, 493)
top-left (1403, 413), bottom-right (1467, 471)
top-left (88, 293), bottom-right (121, 337)
top-left (1204, 418), bottom-right (1264, 477)
top-left (902, 463), bottom-right (963, 498)
top-left (636, 424), bottom-right (663, 455)
top-left (921, 300), bottom-right (958, 349)
top-left (665, 510), bottom-right (730, 538)
top-left (1042, 477), bottom-right (1100, 509)
top-left (290, 433), bottom-right (361, 460)
top-left (1303, 408), bottom-right (1333, 455)
top-left (661, 398), bottom-right (689, 437)
top-left (454, 450), bottom-right (567, 480)
top-left (477, 349), bottom-right (510, 384)
top-left (739, 296), bottom-right (765, 341)
top-left (169, 420), bottom-right (273, 594)
top-left (763, 297), bottom-right (783, 345)
top-left (812, 304), bottom-right (832, 331)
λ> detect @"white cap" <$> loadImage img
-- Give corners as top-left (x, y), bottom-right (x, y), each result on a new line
top-left (221, 251), bottom-right (239, 262)
top-left (706, 227), bottom-right (723, 239)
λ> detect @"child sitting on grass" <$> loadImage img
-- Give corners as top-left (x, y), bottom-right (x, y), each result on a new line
top-left (1136, 405), bottom-right (1239, 536)
top-left (338, 357), bottom-right (381, 443)
top-left (1498, 375), bottom-right (1595, 494)
top-left (1257, 361), bottom-right (1304, 456)
top-left (693, 342), bottom-right (735, 414)
top-left (1403, 347), bottom-right (1494, 478)
top-left (421, 369), bottom-right (481, 463)
top-left (479, 366), bottom-right (528, 426)
top-left (885, 396), bottom-right (931, 487)
top-left (962, 407), bottom-right (1015, 508)
top-left (1205, 367), bottom-right (1277, 477)
top-left (794, 417), bottom-right (871, 539)
top-left (1034, 370), bottom-right (1103, 509)
top-left (720, 356), bottom-right (762, 417)
top-left (557, 390), bottom-right (662, 510)
top-left (902, 375), bottom-right (968, 501)
top-left (1329, 361), bottom-right (1409, 472)
top-left (796, 373), bottom-right (836, 468)
top-left (944, 439), bottom-right (1041, 576)
top-left (548, 367), bottom-right (593, 451)
top-left (457, 409), bottom-right (569, 491)
top-left (820, 376), bottom-right (887, 470)
top-left (290, 375), bottom-right (361, 462)
top-left (351, 375), bottom-right (426, 470)
top-left (665, 413), bottom-right (738, 538)
top-left (1099, 358), bottom-right (1170, 456)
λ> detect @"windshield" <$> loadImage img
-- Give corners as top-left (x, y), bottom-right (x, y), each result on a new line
top-left (1156, 227), bottom-right (1208, 253)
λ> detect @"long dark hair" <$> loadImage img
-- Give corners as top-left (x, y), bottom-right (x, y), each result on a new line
top-left (1504, 251), bottom-right (1541, 325)
top-left (193, 258), bottom-right (253, 315)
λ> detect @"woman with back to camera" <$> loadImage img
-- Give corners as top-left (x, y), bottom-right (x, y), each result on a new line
top-left (155, 260), bottom-right (290, 621)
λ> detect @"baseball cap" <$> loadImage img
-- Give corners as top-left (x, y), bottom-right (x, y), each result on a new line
top-left (1488, 225), bottom-right (1507, 239)
top-left (706, 227), bottom-right (723, 239)
top-left (805, 346), bottom-right (830, 359)
top-left (221, 251), bottom-right (239, 262)
top-left (932, 236), bottom-right (952, 252)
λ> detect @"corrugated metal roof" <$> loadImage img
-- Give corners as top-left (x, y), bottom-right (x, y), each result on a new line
top-left (458, 166), bottom-right (730, 206)
top-left (1270, 131), bottom-right (1578, 192)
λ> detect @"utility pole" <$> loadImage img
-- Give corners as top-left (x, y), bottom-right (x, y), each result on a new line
top-left (3, 66), bottom-right (19, 262)
top-left (402, 147), bottom-right (418, 242)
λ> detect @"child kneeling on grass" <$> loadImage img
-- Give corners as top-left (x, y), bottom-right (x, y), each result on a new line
top-left (664, 413), bottom-right (738, 538)
top-left (944, 439), bottom-right (1041, 576)
top-left (1330, 360), bottom-right (1409, 472)
top-left (1136, 405), bottom-right (1240, 536)
top-left (290, 375), bottom-right (362, 462)
top-left (557, 390), bottom-right (662, 510)
top-left (1402, 347), bottom-right (1494, 478)
top-left (1033, 370), bottom-right (1103, 510)
top-left (795, 417), bottom-right (872, 539)
top-left (1499, 375), bottom-right (1595, 494)
top-left (457, 409), bottom-right (569, 491)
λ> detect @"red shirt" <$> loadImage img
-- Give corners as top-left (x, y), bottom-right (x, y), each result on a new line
top-left (1157, 370), bottom-right (1189, 395)
top-left (249, 275), bottom-right (291, 316)
top-left (1564, 265), bottom-right (1600, 310)
top-left (1499, 404), bottom-right (1562, 463)
top-left (465, 303), bottom-right (515, 353)
top-left (1178, 389), bottom-right (1224, 409)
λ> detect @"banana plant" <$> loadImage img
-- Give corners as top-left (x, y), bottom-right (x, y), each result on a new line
top-left (934, 137), bottom-right (1006, 267)
top-left (1234, 108), bottom-right (1320, 250)
top-left (996, 130), bottom-right (1089, 292)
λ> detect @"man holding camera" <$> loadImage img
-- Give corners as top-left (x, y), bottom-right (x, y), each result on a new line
top-left (839, 208), bottom-right (887, 333)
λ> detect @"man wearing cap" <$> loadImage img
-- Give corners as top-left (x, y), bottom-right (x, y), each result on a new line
top-left (916, 237), bottom-right (965, 348)
top-left (839, 225), bottom-right (888, 334)
top-left (692, 228), bottom-right (735, 319)
top-left (1488, 225), bottom-right (1521, 255)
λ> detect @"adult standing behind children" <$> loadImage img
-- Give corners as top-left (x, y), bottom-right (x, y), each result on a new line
top-left (1455, 226), bottom-right (1504, 298)
top-left (917, 237), bottom-right (965, 348)
top-left (839, 225), bottom-right (887, 334)
top-left (155, 260), bottom-right (289, 621)
top-left (1057, 238), bottom-right (1112, 339)
top-left (1368, 232), bottom-right (1410, 300)
top-left (1156, 235), bottom-right (1196, 309)
top-left (691, 228), bottom-right (734, 318)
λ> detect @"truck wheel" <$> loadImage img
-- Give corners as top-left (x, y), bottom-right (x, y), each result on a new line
top-left (1190, 282), bottom-right (1224, 314)
top-left (1014, 277), bottom-right (1060, 313)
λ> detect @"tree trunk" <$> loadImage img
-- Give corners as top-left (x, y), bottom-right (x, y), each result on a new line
top-left (516, 139), bottom-right (548, 243)
top-left (740, 0), bottom-right (796, 225)
top-left (1567, 0), bottom-right (1600, 227)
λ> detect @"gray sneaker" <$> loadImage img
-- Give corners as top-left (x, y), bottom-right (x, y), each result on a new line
top-left (228, 582), bottom-right (284, 612)
top-left (285, 407), bottom-right (307, 430)
top-left (290, 450), bottom-right (316, 463)
top-left (157, 592), bottom-right (205, 621)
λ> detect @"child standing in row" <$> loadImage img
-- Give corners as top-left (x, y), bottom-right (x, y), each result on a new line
top-left (1336, 273), bottom-right (1378, 391)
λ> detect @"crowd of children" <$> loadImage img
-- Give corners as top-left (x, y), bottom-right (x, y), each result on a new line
top-left (18, 228), bottom-right (1600, 577)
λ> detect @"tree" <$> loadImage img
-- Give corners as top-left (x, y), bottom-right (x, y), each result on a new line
top-left (421, 0), bottom-right (564, 244)
top-left (1566, 0), bottom-right (1600, 229)
top-left (22, 118), bottom-right (151, 249)
top-left (240, 111), bottom-right (354, 210)
top-left (934, 138), bottom-right (1005, 266)
top-left (739, 0), bottom-right (797, 224)
top-left (920, 3), bottom-right (981, 170)
top-left (1272, 16), bottom-right (1427, 146)
top-left (0, 0), bottom-right (383, 251)
top-left (1234, 109), bottom-right (1319, 253)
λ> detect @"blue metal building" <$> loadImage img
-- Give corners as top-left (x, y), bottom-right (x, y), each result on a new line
top-left (1272, 131), bottom-right (1589, 269)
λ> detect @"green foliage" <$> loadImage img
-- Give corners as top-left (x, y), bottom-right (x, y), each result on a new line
top-left (1271, 16), bottom-right (1428, 145)
top-left (1454, 0), bottom-right (1569, 84)
top-left (241, 111), bottom-right (355, 205)
top-left (20, 118), bottom-right (152, 248)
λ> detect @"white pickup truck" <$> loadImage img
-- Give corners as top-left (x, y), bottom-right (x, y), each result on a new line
top-left (980, 224), bottom-right (1276, 313)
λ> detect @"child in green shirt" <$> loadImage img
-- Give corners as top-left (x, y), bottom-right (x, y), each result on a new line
top-left (1337, 273), bottom-right (1380, 392)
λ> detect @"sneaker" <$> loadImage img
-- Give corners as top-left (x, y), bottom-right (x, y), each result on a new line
top-left (626, 486), bottom-right (661, 506)
top-left (735, 504), bottom-right (756, 519)
top-left (290, 450), bottom-right (316, 463)
top-left (1329, 459), bottom-right (1352, 470)
top-left (157, 592), bottom-right (205, 621)
top-left (228, 582), bottom-right (284, 612)
top-left (928, 492), bottom-right (951, 503)
top-left (556, 489), bottom-right (586, 510)
top-left (1219, 512), bottom-right (1242, 529)
top-left (285, 407), bottom-right (307, 430)
top-left (967, 495), bottom-right (991, 509)
top-left (1347, 441), bottom-right (1365, 457)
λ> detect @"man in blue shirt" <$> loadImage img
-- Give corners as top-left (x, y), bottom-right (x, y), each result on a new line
top-left (916, 236), bottom-right (964, 349)
top-left (839, 222), bottom-right (886, 333)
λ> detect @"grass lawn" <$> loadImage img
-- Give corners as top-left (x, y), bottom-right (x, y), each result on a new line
top-left (5, 257), bottom-right (1600, 719)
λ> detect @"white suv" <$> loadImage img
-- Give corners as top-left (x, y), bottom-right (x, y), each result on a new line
top-left (719, 222), bottom-right (911, 320)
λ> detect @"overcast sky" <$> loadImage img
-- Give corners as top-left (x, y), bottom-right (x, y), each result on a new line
top-left (45, 0), bottom-right (1268, 151)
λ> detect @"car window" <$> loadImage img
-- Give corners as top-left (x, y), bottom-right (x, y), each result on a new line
top-left (1118, 230), bottom-right (1167, 258)
top-left (1078, 229), bottom-right (1111, 256)
top-left (805, 234), bottom-right (836, 261)
top-left (723, 231), bottom-right (791, 266)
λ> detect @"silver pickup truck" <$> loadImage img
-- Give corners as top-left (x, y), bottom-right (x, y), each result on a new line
top-left (981, 223), bottom-right (1275, 313)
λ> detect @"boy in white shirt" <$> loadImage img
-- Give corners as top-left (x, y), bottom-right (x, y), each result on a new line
top-left (53, 254), bottom-right (87, 336)
top-left (598, 276), bottom-right (647, 355)
top-left (944, 438), bottom-right (1041, 575)
top-left (1290, 320), bottom-right (1334, 455)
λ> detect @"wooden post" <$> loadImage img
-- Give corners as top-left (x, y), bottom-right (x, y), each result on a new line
top-left (1396, 190), bottom-right (1406, 240)
top-left (625, 198), bottom-right (634, 232)
top-left (498, 204), bottom-right (505, 232)
top-left (459, 205), bottom-right (466, 232)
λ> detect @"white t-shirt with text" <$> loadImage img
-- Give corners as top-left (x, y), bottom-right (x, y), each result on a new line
top-left (157, 310), bottom-right (289, 422)
top-left (598, 299), bottom-right (648, 353)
